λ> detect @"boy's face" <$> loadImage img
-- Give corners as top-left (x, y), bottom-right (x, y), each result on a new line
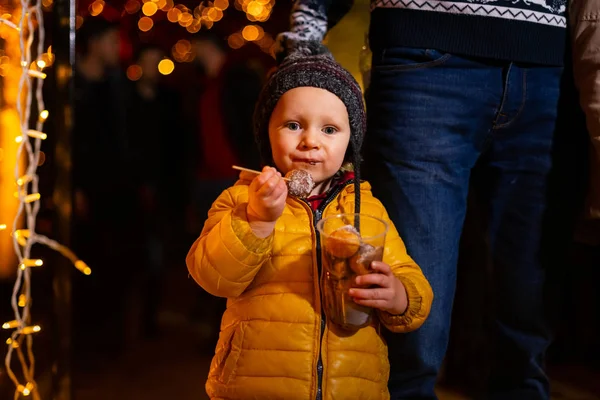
top-left (268, 87), bottom-right (351, 188)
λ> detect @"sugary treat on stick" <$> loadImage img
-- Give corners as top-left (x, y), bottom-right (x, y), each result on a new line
top-left (324, 225), bottom-right (361, 259)
top-left (285, 169), bottom-right (315, 198)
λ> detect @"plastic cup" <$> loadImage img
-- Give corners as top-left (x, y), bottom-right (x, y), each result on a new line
top-left (316, 213), bottom-right (388, 330)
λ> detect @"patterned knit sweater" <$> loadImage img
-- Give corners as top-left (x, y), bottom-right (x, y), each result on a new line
top-left (280, 0), bottom-right (567, 66)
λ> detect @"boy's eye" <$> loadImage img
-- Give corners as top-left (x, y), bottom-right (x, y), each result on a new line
top-left (323, 126), bottom-right (337, 135)
top-left (286, 122), bottom-right (300, 131)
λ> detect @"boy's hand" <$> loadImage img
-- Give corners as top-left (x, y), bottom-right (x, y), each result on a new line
top-left (348, 261), bottom-right (408, 315)
top-left (246, 166), bottom-right (287, 237)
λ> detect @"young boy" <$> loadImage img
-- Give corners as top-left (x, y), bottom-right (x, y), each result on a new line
top-left (186, 42), bottom-right (433, 400)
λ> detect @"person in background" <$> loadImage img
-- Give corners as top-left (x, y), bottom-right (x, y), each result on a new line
top-left (73, 17), bottom-right (128, 222)
top-left (186, 32), bottom-right (266, 347)
top-left (72, 16), bottom-right (134, 356)
top-left (127, 44), bottom-right (186, 337)
top-left (568, 0), bottom-right (600, 368)
top-left (278, 0), bottom-right (568, 398)
top-left (571, 0), bottom-right (600, 223)
top-left (188, 31), bottom-right (265, 220)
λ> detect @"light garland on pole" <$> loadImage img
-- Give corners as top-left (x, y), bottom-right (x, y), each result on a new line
top-left (1, 1), bottom-right (90, 398)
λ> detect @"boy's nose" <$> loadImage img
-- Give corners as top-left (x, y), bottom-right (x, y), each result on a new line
top-left (300, 129), bottom-right (320, 150)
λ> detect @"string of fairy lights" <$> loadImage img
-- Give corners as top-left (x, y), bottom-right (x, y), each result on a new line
top-left (0, 1), bottom-right (90, 398)
top-left (0, 1), bottom-right (278, 398)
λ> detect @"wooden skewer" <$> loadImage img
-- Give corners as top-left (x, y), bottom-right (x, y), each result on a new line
top-left (232, 165), bottom-right (290, 181)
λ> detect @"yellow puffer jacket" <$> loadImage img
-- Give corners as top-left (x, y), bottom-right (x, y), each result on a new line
top-left (186, 180), bottom-right (433, 400)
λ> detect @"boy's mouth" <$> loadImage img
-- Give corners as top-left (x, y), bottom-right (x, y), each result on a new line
top-left (293, 158), bottom-right (320, 166)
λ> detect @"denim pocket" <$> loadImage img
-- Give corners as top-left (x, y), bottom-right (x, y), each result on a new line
top-left (373, 47), bottom-right (452, 71)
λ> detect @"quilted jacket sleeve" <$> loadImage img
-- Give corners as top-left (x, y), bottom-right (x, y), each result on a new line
top-left (186, 187), bottom-right (273, 298)
top-left (377, 207), bottom-right (433, 333)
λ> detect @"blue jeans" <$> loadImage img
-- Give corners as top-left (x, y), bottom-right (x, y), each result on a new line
top-left (365, 47), bottom-right (563, 399)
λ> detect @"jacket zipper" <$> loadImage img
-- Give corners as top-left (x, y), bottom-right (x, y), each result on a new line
top-left (314, 207), bottom-right (325, 400)
top-left (310, 183), bottom-right (349, 400)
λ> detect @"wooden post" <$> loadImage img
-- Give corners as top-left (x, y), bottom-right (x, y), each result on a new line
top-left (50, 0), bottom-right (75, 399)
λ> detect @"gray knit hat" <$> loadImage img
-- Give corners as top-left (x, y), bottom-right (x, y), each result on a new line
top-left (253, 41), bottom-right (366, 216)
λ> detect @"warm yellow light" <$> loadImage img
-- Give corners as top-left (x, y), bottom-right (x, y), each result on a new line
top-left (138, 16), bottom-right (154, 32)
top-left (126, 64), bottom-right (143, 81)
top-left (6, 337), bottom-right (19, 348)
top-left (14, 229), bottom-right (30, 238)
top-left (207, 8), bottom-right (223, 22)
top-left (24, 193), bottom-right (41, 203)
top-left (15, 135), bottom-right (22, 143)
top-left (39, 109), bottom-right (49, 122)
top-left (20, 259), bottom-right (43, 269)
top-left (27, 70), bottom-right (46, 79)
top-left (27, 129), bottom-right (47, 140)
top-left (179, 12), bottom-right (193, 26)
top-left (167, 8), bottom-right (181, 22)
top-left (158, 59), bottom-right (174, 75)
top-left (246, 1), bottom-right (263, 16)
top-left (142, 1), bottom-right (158, 16)
top-left (18, 294), bottom-right (26, 307)
top-left (17, 175), bottom-right (32, 186)
top-left (255, 25), bottom-right (265, 40)
top-left (19, 382), bottom-right (35, 396)
top-left (228, 33), bottom-right (245, 49)
top-left (0, 224), bottom-right (6, 230)
top-left (22, 325), bottom-right (41, 335)
top-left (2, 320), bottom-right (19, 329)
top-left (186, 22), bottom-right (201, 33)
top-left (36, 60), bottom-right (46, 69)
top-left (75, 260), bottom-right (92, 275)
top-left (242, 25), bottom-right (260, 41)
top-left (89, 0), bottom-right (105, 16)
top-left (40, 53), bottom-right (53, 67)
top-left (17, 384), bottom-right (31, 396)
top-left (214, 0), bottom-right (229, 10)
top-left (175, 39), bottom-right (191, 54)
top-left (254, 4), bottom-right (272, 22)
top-left (125, 0), bottom-right (141, 14)
top-left (16, 235), bottom-right (27, 246)
top-left (14, 229), bottom-right (30, 246)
